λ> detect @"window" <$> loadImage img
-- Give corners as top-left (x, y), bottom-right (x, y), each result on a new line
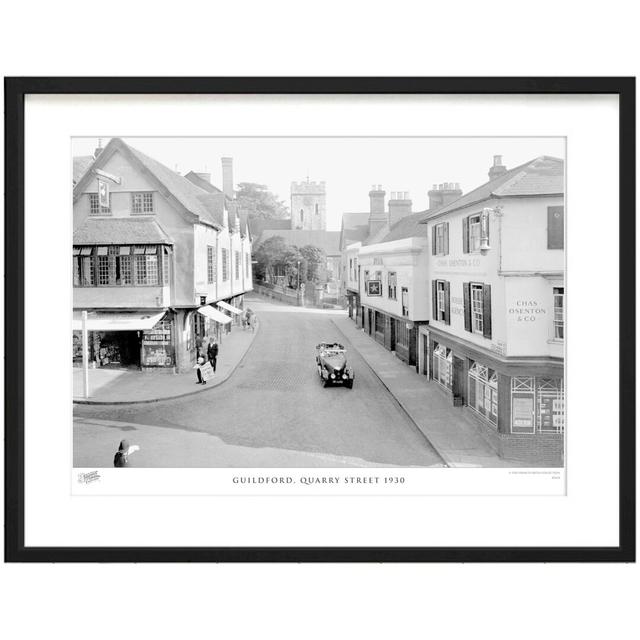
top-left (471, 284), bottom-right (484, 334)
top-left (432, 279), bottom-right (450, 324)
top-left (89, 193), bottom-right (111, 215)
top-left (74, 245), bottom-right (166, 287)
top-left (131, 192), bottom-right (154, 214)
top-left (401, 287), bottom-right (409, 317)
top-left (245, 253), bottom-right (250, 277)
top-left (395, 319), bottom-right (410, 347)
top-left (463, 282), bottom-right (491, 339)
top-left (300, 209), bottom-right (304, 225)
top-left (207, 246), bottom-right (216, 284)
top-left (547, 206), bottom-right (564, 249)
top-left (315, 203), bottom-right (319, 215)
top-left (553, 287), bottom-right (564, 340)
top-left (221, 248), bottom-right (229, 281)
top-left (388, 272), bottom-right (397, 299)
top-left (235, 250), bottom-right (240, 280)
top-left (375, 311), bottom-right (385, 334)
top-left (73, 246), bottom-right (94, 286)
top-left (511, 377), bottom-right (564, 434)
top-left (468, 214), bottom-right (481, 252)
top-left (134, 245), bottom-right (158, 285)
top-left (162, 247), bottom-right (170, 285)
top-left (432, 343), bottom-right (453, 389)
top-left (432, 222), bottom-right (449, 255)
top-left (468, 362), bottom-right (498, 426)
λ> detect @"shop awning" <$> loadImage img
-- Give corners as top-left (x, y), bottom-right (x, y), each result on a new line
top-left (198, 305), bottom-right (232, 324)
top-left (72, 311), bottom-right (166, 331)
top-left (217, 301), bottom-right (242, 315)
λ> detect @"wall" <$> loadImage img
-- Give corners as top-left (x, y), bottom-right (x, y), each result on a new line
top-left (500, 195), bottom-right (564, 273)
top-left (358, 237), bottom-right (430, 322)
top-left (73, 147), bottom-right (197, 307)
top-left (74, 285), bottom-right (169, 309)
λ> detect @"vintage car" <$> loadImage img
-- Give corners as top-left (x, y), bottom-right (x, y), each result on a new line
top-left (315, 342), bottom-right (354, 388)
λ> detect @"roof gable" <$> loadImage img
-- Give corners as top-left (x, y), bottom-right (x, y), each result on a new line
top-left (73, 138), bottom-right (223, 229)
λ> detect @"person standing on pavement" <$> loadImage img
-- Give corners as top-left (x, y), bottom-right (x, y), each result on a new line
top-left (207, 336), bottom-right (219, 373)
top-left (195, 350), bottom-right (206, 384)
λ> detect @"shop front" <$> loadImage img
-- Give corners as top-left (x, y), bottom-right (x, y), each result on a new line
top-left (426, 327), bottom-right (565, 466)
top-left (72, 310), bottom-right (173, 371)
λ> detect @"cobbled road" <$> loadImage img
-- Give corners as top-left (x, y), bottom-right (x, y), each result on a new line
top-left (74, 296), bottom-right (444, 467)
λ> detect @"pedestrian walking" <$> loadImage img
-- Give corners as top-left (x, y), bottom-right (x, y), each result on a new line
top-left (207, 336), bottom-right (219, 373)
top-left (241, 312), bottom-right (247, 331)
top-left (247, 309), bottom-right (257, 332)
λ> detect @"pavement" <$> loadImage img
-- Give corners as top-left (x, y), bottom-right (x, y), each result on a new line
top-left (331, 316), bottom-right (515, 468)
top-left (73, 322), bottom-right (258, 404)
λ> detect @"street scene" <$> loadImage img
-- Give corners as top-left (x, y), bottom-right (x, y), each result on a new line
top-left (73, 137), bottom-right (565, 468)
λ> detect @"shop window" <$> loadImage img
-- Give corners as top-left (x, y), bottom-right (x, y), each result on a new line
top-left (511, 376), bottom-right (564, 434)
top-left (432, 343), bottom-right (452, 389)
top-left (375, 311), bottom-right (385, 335)
top-left (119, 247), bottom-right (133, 285)
top-left (463, 282), bottom-right (492, 339)
top-left (245, 253), bottom-right (250, 277)
top-left (401, 287), bottom-right (409, 317)
top-left (207, 246), bottom-right (216, 284)
top-left (235, 250), bottom-right (241, 280)
top-left (553, 287), bottom-right (564, 340)
top-left (89, 193), bottom-right (111, 215)
top-left (432, 222), bottom-right (449, 256)
top-left (395, 320), bottom-right (410, 347)
top-left (388, 272), bottom-right (397, 300)
top-left (468, 361), bottom-right (498, 426)
top-left (131, 192), bottom-right (154, 214)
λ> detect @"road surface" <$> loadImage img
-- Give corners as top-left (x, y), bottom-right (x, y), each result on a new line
top-left (74, 296), bottom-right (445, 467)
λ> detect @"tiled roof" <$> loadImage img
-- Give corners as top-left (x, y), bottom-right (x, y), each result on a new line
top-left (259, 229), bottom-right (341, 256)
top-left (73, 218), bottom-right (173, 245)
top-left (421, 156), bottom-right (564, 221)
top-left (73, 156), bottom-right (94, 185)
top-left (340, 212), bottom-right (370, 248)
top-left (126, 145), bottom-right (224, 228)
top-left (378, 212), bottom-right (431, 243)
top-left (250, 217), bottom-right (292, 242)
top-left (183, 170), bottom-right (224, 195)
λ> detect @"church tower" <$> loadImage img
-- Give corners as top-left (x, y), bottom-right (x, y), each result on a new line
top-left (290, 178), bottom-right (326, 230)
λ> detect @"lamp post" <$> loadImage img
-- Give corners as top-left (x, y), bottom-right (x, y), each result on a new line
top-left (297, 260), bottom-right (301, 290)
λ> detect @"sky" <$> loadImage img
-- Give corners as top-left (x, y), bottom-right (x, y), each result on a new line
top-left (72, 137), bottom-right (565, 231)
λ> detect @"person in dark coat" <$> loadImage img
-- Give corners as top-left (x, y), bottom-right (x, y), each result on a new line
top-left (195, 351), bottom-right (206, 384)
top-left (114, 439), bottom-right (130, 467)
top-left (207, 337), bottom-right (219, 372)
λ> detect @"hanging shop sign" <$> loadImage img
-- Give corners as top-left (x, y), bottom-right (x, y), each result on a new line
top-left (366, 280), bottom-right (382, 296)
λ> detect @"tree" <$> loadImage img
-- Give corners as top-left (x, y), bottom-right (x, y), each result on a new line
top-left (236, 182), bottom-right (289, 220)
top-left (252, 235), bottom-right (288, 282)
top-left (299, 244), bottom-right (326, 283)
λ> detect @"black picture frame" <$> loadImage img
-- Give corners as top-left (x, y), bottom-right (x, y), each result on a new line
top-left (4, 77), bottom-right (635, 563)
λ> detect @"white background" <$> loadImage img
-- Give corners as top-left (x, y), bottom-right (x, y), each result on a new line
top-left (1, 2), bottom-right (638, 640)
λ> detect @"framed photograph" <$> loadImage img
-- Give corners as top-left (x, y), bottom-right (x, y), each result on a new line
top-left (4, 77), bottom-right (635, 562)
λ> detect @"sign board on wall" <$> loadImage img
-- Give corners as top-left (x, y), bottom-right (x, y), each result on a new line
top-left (366, 280), bottom-right (382, 296)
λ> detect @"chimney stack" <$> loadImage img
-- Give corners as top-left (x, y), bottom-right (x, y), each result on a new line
top-left (368, 185), bottom-right (387, 236)
top-left (428, 182), bottom-right (463, 211)
top-left (388, 191), bottom-right (412, 227)
top-left (221, 157), bottom-right (234, 200)
top-left (488, 155), bottom-right (507, 181)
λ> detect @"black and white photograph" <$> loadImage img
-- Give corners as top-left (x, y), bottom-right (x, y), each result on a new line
top-left (71, 136), bottom-right (565, 473)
